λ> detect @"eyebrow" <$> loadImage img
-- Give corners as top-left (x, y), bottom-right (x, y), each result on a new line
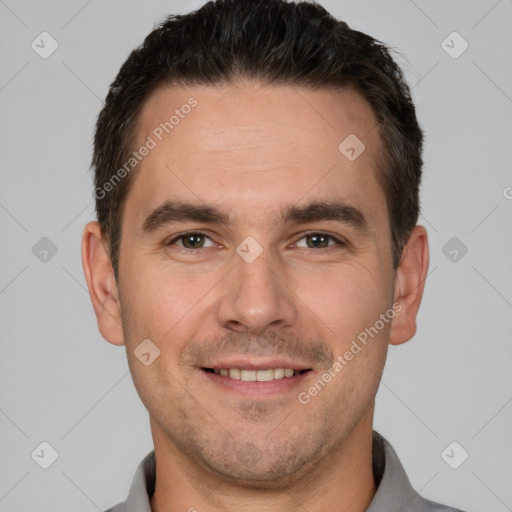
top-left (140, 199), bottom-right (369, 234)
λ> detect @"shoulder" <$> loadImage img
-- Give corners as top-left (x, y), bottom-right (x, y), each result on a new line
top-left (103, 502), bottom-right (126, 512)
top-left (372, 431), bottom-right (467, 512)
top-left (415, 495), bottom-right (468, 512)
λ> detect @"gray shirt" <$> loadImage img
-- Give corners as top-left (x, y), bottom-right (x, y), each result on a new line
top-left (105, 431), bottom-right (466, 512)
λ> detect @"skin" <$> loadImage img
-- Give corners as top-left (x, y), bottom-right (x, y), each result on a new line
top-left (82, 81), bottom-right (429, 512)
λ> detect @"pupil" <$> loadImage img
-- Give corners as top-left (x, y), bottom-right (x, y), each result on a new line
top-left (185, 234), bottom-right (202, 248)
top-left (308, 234), bottom-right (327, 248)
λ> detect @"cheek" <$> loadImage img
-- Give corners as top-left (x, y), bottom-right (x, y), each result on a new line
top-left (297, 263), bottom-right (391, 349)
top-left (119, 260), bottom-right (215, 350)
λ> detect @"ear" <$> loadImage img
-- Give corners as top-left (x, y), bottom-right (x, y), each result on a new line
top-left (388, 225), bottom-right (429, 346)
top-left (81, 221), bottom-right (125, 346)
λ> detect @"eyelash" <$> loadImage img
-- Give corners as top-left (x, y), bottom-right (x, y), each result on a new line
top-left (165, 231), bottom-right (346, 251)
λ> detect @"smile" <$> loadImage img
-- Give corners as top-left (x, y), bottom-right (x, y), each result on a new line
top-left (202, 367), bottom-right (311, 381)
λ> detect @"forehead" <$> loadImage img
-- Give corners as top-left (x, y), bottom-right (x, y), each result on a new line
top-left (126, 81), bottom-right (387, 230)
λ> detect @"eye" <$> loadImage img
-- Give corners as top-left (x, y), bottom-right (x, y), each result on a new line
top-left (165, 231), bottom-right (345, 251)
top-left (295, 232), bottom-right (345, 249)
top-left (166, 231), bottom-right (215, 249)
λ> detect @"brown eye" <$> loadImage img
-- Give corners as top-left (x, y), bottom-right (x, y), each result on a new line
top-left (166, 232), bottom-right (215, 249)
top-left (296, 233), bottom-right (344, 249)
top-left (306, 234), bottom-right (329, 248)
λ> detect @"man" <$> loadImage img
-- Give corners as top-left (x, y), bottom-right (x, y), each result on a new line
top-left (81, 1), bottom-right (466, 510)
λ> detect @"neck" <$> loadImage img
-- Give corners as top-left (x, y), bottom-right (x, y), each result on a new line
top-left (150, 412), bottom-right (376, 512)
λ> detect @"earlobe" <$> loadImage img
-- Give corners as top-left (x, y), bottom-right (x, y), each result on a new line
top-left (81, 221), bottom-right (125, 346)
top-left (388, 225), bottom-right (429, 346)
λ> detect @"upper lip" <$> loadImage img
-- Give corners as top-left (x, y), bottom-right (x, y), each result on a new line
top-left (201, 357), bottom-right (313, 371)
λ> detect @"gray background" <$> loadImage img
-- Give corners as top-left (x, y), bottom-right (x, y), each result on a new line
top-left (1, 0), bottom-right (511, 510)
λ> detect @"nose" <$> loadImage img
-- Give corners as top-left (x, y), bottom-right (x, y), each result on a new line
top-left (216, 246), bottom-right (298, 336)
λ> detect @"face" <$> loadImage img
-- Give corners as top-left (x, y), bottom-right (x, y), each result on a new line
top-left (103, 83), bottom-right (401, 485)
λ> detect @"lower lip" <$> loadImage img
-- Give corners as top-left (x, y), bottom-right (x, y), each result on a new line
top-left (201, 369), bottom-right (312, 397)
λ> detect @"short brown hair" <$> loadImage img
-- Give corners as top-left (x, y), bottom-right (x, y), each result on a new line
top-left (92, 0), bottom-right (423, 280)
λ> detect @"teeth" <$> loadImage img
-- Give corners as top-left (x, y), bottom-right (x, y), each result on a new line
top-left (256, 369), bottom-right (274, 382)
top-left (229, 368), bottom-right (241, 380)
top-left (212, 368), bottom-right (302, 381)
top-left (240, 370), bottom-right (257, 381)
top-left (274, 368), bottom-right (285, 379)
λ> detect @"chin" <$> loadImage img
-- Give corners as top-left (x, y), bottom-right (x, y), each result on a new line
top-left (196, 437), bottom-right (326, 489)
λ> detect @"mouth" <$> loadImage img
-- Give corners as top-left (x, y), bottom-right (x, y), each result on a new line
top-left (200, 363), bottom-right (313, 397)
top-left (202, 367), bottom-right (311, 381)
